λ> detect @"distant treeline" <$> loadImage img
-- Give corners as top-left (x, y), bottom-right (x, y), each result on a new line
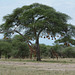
top-left (0, 38), bottom-right (75, 59)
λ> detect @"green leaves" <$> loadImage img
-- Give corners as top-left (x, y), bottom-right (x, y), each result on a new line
top-left (0, 3), bottom-right (74, 46)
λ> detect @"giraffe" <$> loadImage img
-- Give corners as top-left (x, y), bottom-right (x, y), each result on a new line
top-left (51, 48), bottom-right (58, 60)
top-left (28, 43), bottom-right (36, 59)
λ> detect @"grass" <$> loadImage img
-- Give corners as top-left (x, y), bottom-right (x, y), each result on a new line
top-left (42, 58), bottom-right (75, 63)
top-left (0, 58), bottom-right (75, 75)
top-left (0, 64), bottom-right (75, 75)
top-left (1, 58), bottom-right (75, 63)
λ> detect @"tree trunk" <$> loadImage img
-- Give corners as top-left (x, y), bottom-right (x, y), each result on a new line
top-left (36, 37), bottom-right (41, 61)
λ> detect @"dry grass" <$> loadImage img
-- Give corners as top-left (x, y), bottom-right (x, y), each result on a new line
top-left (42, 58), bottom-right (75, 63)
top-left (0, 58), bottom-right (75, 75)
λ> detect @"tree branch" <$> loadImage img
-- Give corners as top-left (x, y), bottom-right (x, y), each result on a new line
top-left (38, 27), bottom-right (45, 36)
top-left (14, 30), bottom-right (35, 48)
top-left (0, 29), bottom-right (35, 48)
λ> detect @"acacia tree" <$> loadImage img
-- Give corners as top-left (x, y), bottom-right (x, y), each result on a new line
top-left (0, 3), bottom-right (75, 61)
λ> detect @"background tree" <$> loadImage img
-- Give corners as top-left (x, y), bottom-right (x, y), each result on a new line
top-left (62, 47), bottom-right (75, 58)
top-left (0, 3), bottom-right (75, 61)
top-left (40, 44), bottom-right (51, 58)
top-left (0, 41), bottom-right (12, 59)
top-left (11, 35), bottom-right (29, 58)
top-left (0, 40), bottom-right (3, 58)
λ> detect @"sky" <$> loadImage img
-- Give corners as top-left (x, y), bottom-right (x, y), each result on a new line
top-left (0, 0), bottom-right (75, 45)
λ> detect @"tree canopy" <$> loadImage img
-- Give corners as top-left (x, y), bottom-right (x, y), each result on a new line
top-left (0, 3), bottom-right (72, 37)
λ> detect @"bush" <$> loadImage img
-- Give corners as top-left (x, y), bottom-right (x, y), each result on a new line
top-left (63, 47), bottom-right (75, 58)
top-left (0, 41), bottom-right (12, 59)
top-left (12, 41), bottom-right (29, 58)
top-left (40, 44), bottom-right (51, 58)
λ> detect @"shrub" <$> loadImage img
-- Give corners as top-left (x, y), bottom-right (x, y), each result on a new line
top-left (63, 47), bottom-right (75, 58)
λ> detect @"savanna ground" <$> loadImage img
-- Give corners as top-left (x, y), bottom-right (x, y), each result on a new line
top-left (0, 58), bottom-right (75, 75)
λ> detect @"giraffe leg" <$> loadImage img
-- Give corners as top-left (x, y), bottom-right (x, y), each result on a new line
top-left (30, 52), bottom-right (32, 59)
top-left (56, 54), bottom-right (58, 60)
